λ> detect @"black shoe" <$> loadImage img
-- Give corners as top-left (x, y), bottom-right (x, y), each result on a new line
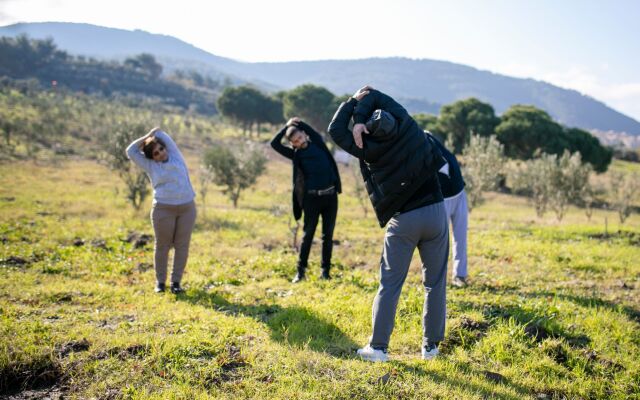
top-left (170, 282), bottom-right (185, 294)
top-left (291, 272), bottom-right (305, 283)
top-left (321, 269), bottom-right (331, 280)
top-left (154, 282), bottom-right (166, 293)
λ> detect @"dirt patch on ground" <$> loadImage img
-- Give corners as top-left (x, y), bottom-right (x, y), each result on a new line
top-left (0, 359), bottom-right (64, 397)
top-left (203, 344), bottom-right (248, 388)
top-left (0, 256), bottom-right (29, 268)
top-left (124, 232), bottom-right (153, 248)
top-left (440, 316), bottom-right (490, 354)
top-left (56, 339), bottom-right (91, 357)
top-left (93, 344), bottom-right (147, 360)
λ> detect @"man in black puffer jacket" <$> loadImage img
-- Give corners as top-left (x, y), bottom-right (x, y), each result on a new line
top-left (328, 86), bottom-right (449, 362)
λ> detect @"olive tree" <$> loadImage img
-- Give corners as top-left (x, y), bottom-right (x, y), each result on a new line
top-left (609, 172), bottom-right (639, 225)
top-left (510, 151), bottom-right (592, 221)
top-left (203, 141), bottom-right (267, 208)
top-left (105, 122), bottom-right (151, 209)
top-left (461, 134), bottom-right (506, 210)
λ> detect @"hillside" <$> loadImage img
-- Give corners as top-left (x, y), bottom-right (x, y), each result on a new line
top-left (2, 22), bottom-right (640, 136)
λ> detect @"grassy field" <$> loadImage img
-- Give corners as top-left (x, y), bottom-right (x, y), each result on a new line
top-left (1, 152), bottom-right (639, 399)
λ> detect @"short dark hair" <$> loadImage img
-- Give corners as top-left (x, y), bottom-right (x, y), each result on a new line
top-left (142, 136), bottom-right (166, 159)
top-left (285, 126), bottom-right (303, 141)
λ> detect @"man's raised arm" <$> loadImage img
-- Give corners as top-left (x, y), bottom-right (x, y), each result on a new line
top-left (353, 88), bottom-right (410, 126)
top-left (328, 97), bottom-right (364, 159)
top-left (270, 125), bottom-right (295, 160)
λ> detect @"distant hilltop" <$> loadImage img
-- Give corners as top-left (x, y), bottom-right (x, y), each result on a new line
top-left (2, 21), bottom-right (640, 142)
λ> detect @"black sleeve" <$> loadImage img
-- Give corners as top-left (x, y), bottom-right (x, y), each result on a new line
top-left (328, 97), bottom-right (364, 159)
top-left (353, 89), bottom-right (411, 126)
top-left (296, 121), bottom-right (324, 144)
top-left (270, 125), bottom-right (295, 160)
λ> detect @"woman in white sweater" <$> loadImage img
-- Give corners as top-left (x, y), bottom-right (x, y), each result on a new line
top-left (126, 128), bottom-right (196, 294)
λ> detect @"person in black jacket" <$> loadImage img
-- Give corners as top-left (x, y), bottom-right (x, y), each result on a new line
top-left (328, 86), bottom-right (449, 362)
top-left (425, 132), bottom-right (469, 288)
top-left (271, 117), bottom-right (342, 283)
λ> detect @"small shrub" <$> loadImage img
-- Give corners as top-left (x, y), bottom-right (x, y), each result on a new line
top-left (461, 134), bottom-right (506, 210)
top-left (203, 141), bottom-right (267, 208)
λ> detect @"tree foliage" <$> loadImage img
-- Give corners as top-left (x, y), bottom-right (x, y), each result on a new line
top-left (495, 105), bottom-right (564, 159)
top-left (0, 35), bottom-right (215, 113)
top-left (282, 84), bottom-right (336, 133)
top-left (105, 122), bottom-right (152, 209)
top-left (609, 172), bottom-right (639, 224)
top-left (509, 151), bottom-right (592, 221)
top-left (437, 98), bottom-right (499, 153)
top-left (413, 113), bottom-right (441, 140)
top-left (124, 53), bottom-right (163, 80)
top-left (563, 127), bottom-right (612, 173)
top-left (495, 105), bottom-right (612, 172)
top-left (460, 135), bottom-right (506, 210)
top-left (0, 35), bottom-right (68, 78)
top-left (217, 86), bottom-right (283, 135)
top-left (203, 141), bottom-right (267, 207)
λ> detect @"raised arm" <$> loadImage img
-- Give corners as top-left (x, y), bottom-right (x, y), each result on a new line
top-left (126, 132), bottom-right (154, 172)
top-left (328, 97), bottom-right (364, 159)
top-left (353, 89), bottom-right (411, 126)
top-left (270, 125), bottom-right (295, 160)
top-left (295, 120), bottom-right (324, 144)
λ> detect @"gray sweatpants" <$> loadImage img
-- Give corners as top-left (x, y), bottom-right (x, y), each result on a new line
top-left (369, 201), bottom-right (449, 349)
top-left (150, 201), bottom-right (197, 284)
top-left (444, 190), bottom-right (469, 278)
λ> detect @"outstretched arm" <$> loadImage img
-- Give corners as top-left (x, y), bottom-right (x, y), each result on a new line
top-left (328, 97), bottom-right (364, 159)
top-left (270, 125), bottom-right (295, 160)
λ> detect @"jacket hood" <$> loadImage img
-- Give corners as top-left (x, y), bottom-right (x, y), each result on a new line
top-left (365, 109), bottom-right (397, 138)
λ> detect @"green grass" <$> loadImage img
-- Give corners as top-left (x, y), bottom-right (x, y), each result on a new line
top-left (1, 156), bottom-right (639, 399)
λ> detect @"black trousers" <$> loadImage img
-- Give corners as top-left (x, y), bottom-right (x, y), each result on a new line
top-left (298, 193), bottom-right (338, 273)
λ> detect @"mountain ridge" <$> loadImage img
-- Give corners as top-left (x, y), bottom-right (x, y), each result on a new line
top-left (2, 21), bottom-right (639, 137)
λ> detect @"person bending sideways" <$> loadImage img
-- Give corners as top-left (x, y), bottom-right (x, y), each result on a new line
top-left (425, 132), bottom-right (469, 288)
top-left (126, 128), bottom-right (196, 294)
top-left (328, 86), bottom-right (448, 361)
top-left (271, 117), bottom-right (342, 283)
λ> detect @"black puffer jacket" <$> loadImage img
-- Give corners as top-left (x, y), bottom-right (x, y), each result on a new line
top-left (425, 132), bottom-right (466, 198)
top-left (328, 90), bottom-right (443, 227)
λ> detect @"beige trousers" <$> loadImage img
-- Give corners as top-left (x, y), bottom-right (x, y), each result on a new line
top-left (150, 201), bottom-right (197, 284)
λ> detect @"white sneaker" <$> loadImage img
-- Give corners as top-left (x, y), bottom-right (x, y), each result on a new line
top-left (452, 276), bottom-right (468, 288)
top-left (422, 343), bottom-right (439, 360)
top-left (357, 345), bottom-right (389, 362)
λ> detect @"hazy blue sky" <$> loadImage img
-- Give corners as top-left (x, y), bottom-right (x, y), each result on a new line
top-left (1, 0), bottom-right (639, 120)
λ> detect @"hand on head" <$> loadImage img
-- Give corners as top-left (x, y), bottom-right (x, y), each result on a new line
top-left (287, 117), bottom-right (301, 127)
top-left (352, 85), bottom-right (373, 101)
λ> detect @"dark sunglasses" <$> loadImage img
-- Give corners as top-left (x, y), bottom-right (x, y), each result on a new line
top-left (153, 146), bottom-right (166, 157)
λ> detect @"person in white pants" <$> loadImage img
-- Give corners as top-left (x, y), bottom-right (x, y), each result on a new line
top-left (425, 132), bottom-right (469, 287)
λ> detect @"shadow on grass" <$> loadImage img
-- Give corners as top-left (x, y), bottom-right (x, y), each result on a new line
top-left (177, 289), bottom-right (358, 358)
top-left (393, 361), bottom-right (548, 400)
top-left (526, 291), bottom-right (640, 325)
top-left (451, 298), bottom-right (592, 348)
